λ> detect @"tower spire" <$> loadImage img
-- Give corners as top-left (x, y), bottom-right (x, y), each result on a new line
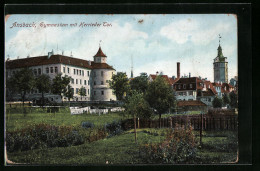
top-left (219, 34), bottom-right (222, 46)
top-left (99, 40), bottom-right (102, 48)
top-left (131, 55), bottom-right (133, 78)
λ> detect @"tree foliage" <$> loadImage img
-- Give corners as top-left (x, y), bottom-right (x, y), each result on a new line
top-left (78, 86), bottom-right (86, 101)
top-left (65, 85), bottom-right (74, 102)
top-left (222, 93), bottom-right (231, 107)
top-left (52, 74), bottom-right (71, 103)
top-left (130, 72), bottom-right (149, 94)
top-left (109, 72), bottom-right (130, 101)
top-left (9, 68), bottom-right (35, 106)
top-left (145, 76), bottom-right (175, 127)
top-left (35, 74), bottom-right (51, 106)
top-left (213, 96), bottom-right (223, 108)
top-left (229, 91), bottom-right (238, 108)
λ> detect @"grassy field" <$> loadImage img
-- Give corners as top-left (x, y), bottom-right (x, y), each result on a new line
top-left (6, 107), bottom-right (128, 131)
top-left (5, 105), bottom-right (238, 165)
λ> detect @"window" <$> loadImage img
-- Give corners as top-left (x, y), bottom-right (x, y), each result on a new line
top-left (183, 84), bottom-right (186, 89)
top-left (71, 88), bottom-right (74, 94)
top-left (71, 78), bottom-right (74, 84)
top-left (94, 81), bottom-right (96, 85)
top-left (82, 71), bottom-right (84, 76)
top-left (76, 79), bottom-right (78, 84)
top-left (55, 67), bottom-right (58, 73)
top-left (76, 88), bottom-right (79, 94)
top-left (94, 91), bottom-right (96, 95)
top-left (50, 67), bottom-right (53, 73)
top-left (38, 68), bottom-right (41, 75)
top-left (209, 98), bottom-right (211, 102)
top-left (85, 88), bottom-right (87, 94)
top-left (88, 80), bottom-right (90, 85)
top-left (112, 72), bottom-right (113, 75)
top-left (101, 71), bottom-right (103, 77)
top-left (84, 80), bottom-right (86, 85)
top-left (34, 69), bottom-right (37, 75)
top-left (88, 89), bottom-right (89, 95)
top-left (190, 84), bottom-right (192, 88)
top-left (68, 67), bottom-right (70, 73)
top-left (79, 70), bottom-right (81, 75)
top-left (189, 91), bottom-right (193, 96)
top-left (80, 79), bottom-right (82, 85)
top-left (74, 69), bottom-right (76, 75)
top-left (77, 69), bottom-right (79, 75)
top-left (63, 67), bottom-right (65, 73)
top-left (88, 71), bottom-right (90, 76)
top-left (101, 81), bottom-right (104, 85)
top-left (101, 91), bottom-right (104, 95)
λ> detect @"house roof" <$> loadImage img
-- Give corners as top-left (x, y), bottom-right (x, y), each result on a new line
top-left (221, 83), bottom-right (234, 93)
top-left (94, 47), bottom-right (107, 57)
top-left (149, 74), bottom-right (177, 85)
top-left (201, 89), bottom-right (216, 96)
top-left (177, 100), bottom-right (207, 107)
top-left (91, 62), bottom-right (115, 70)
top-left (6, 55), bottom-right (93, 69)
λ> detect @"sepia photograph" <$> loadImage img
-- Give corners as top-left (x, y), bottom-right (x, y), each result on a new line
top-left (5, 13), bottom-right (240, 165)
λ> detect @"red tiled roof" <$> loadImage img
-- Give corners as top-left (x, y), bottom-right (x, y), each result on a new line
top-left (149, 74), bottom-right (175, 85)
top-left (221, 83), bottom-right (234, 93)
top-left (94, 47), bottom-right (107, 57)
top-left (177, 100), bottom-right (207, 107)
top-left (201, 89), bottom-right (215, 96)
top-left (91, 62), bottom-right (115, 70)
top-left (6, 55), bottom-right (92, 69)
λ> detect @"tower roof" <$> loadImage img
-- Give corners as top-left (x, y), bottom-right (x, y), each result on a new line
top-left (94, 47), bottom-right (107, 57)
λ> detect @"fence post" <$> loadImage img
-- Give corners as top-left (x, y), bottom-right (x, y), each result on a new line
top-left (200, 112), bottom-right (203, 146)
top-left (138, 118), bottom-right (140, 129)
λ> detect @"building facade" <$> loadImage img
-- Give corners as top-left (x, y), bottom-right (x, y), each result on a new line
top-left (5, 46), bottom-right (116, 103)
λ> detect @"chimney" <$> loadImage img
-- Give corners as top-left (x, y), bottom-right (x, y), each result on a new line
top-left (48, 51), bottom-right (53, 59)
top-left (156, 71), bottom-right (159, 75)
top-left (177, 62), bottom-right (180, 78)
top-left (189, 72), bottom-right (191, 78)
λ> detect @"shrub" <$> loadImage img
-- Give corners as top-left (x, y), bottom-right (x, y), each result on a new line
top-left (81, 122), bottom-right (94, 129)
top-left (139, 125), bottom-right (197, 164)
top-left (6, 124), bottom-right (84, 152)
top-left (105, 120), bottom-right (123, 137)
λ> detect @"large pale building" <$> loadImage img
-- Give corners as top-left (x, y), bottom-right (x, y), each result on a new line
top-left (5, 46), bottom-right (117, 103)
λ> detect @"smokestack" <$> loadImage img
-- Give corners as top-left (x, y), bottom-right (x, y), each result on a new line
top-left (189, 72), bottom-right (191, 78)
top-left (177, 62), bottom-right (180, 78)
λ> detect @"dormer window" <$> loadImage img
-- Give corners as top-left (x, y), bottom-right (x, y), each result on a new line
top-left (183, 84), bottom-right (186, 89)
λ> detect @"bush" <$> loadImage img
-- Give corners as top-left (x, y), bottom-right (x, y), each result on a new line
top-left (81, 122), bottom-right (94, 129)
top-left (139, 125), bottom-right (197, 164)
top-left (6, 124), bottom-right (84, 152)
top-left (105, 120), bottom-right (123, 137)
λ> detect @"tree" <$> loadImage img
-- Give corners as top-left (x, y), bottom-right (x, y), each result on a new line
top-left (212, 97), bottom-right (223, 108)
top-left (125, 91), bottom-right (152, 143)
top-left (52, 74), bottom-right (71, 104)
top-left (222, 93), bottom-right (231, 107)
top-left (109, 72), bottom-right (130, 101)
top-left (6, 75), bottom-right (18, 102)
top-left (78, 86), bottom-right (86, 106)
top-left (11, 68), bottom-right (35, 107)
top-left (229, 91), bottom-right (238, 108)
top-left (145, 76), bottom-right (175, 128)
top-left (130, 72), bottom-right (149, 93)
top-left (35, 74), bottom-right (51, 107)
top-left (65, 85), bottom-right (74, 103)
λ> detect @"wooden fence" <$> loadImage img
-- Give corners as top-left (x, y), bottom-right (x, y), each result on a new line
top-left (121, 114), bottom-right (238, 131)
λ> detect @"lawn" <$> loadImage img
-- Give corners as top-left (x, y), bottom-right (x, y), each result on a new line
top-left (6, 107), bottom-right (128, 131)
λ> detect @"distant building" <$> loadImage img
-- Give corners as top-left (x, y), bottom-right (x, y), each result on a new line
top-left (213, 36), bottom-right (228, 83)
top-left (5, 46), bottom-right (117, 103)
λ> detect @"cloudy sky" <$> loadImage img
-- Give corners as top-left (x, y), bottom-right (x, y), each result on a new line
top-left (5, 14), bottom-right (237, 82)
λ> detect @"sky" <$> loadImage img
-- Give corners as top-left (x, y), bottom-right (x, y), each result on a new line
top-left (5, 14), bottom-right (237, 82)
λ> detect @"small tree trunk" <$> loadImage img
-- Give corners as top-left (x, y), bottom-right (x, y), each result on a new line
top-left (159, 113), bottom-right (162, 128)
top-left (134, 115), bottom-right (137, 144)
top-left (41, 92), bottom-right (44, 108)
